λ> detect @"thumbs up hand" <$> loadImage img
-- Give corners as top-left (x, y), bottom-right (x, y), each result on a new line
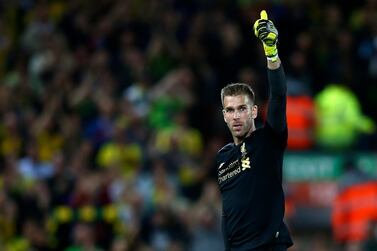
top-left (253, 10), bottom-right (279, 62)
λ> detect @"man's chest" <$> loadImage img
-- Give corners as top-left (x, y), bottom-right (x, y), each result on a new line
top-left (217, 142), bottom-right (258, 187)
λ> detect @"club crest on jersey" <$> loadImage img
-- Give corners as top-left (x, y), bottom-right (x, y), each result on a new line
top-left (240, 142), bottom-right (247, 156)
top-left (241, 157), bottom-right (250, 170)
top-left (240, 142), bottom-right (250, 170)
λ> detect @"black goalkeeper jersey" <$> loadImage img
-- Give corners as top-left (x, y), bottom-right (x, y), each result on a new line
top-left (216, 66), bottom-right (293, 250)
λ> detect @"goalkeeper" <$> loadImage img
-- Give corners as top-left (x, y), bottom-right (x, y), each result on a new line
top-left (216, 10), bottom-right (293, 251)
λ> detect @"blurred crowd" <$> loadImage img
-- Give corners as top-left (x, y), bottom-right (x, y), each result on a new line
top-left (0, 0), bottom-right (376, 250)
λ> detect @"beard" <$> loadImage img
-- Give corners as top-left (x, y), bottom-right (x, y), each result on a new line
top-left (229, 122), bottom-right (252, 140)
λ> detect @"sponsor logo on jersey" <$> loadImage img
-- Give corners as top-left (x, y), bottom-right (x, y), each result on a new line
top-left (218, 157), bottom-right (252, 184)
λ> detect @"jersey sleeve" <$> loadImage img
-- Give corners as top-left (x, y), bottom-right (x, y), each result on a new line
top-left (266, 65), bottom-right (287, 133)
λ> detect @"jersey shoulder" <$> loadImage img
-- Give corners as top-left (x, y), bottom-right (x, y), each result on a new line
top-left (217, 143), bottom-right (234, 155)
top-left (216, 143), bottom-right (234, 163)
top-left (263, 122), bottom-right (288, 148)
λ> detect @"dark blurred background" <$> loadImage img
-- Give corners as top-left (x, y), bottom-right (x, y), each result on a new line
top-left (0, 0), bottom-right (376, 251)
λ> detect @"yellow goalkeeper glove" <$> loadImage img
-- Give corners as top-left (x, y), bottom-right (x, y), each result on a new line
top-left (253, 10), bottom-right (279, 62)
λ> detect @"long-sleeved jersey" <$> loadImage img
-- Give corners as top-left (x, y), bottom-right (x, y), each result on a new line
top-left (216, 66), bottom-right (293, 250)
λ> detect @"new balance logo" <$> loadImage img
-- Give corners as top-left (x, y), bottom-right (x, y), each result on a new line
top-left (218, 162), bottom-right (225, 169)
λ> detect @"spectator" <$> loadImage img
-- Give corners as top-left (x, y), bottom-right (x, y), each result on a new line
top-left (332, 156), bottom-right (377, 249)
top-left (65, 223), bottom-right (104, 251)
top-left (363, 221), bottom-right (377, 251)
top-left (314, 84), bottom-right (375, 150)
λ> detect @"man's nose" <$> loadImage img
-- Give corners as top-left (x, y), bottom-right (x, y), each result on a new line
top-left (233, 110), bottom-right (241, 119)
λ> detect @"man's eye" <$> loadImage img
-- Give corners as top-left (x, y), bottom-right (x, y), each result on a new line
top-left (239, 107), bottom-right (247, 112)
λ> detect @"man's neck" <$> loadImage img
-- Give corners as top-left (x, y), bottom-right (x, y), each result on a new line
top-left (234, 126), bottom-right (256, 145)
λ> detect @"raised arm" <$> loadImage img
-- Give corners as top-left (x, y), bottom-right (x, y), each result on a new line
top-left (254, 10), bottom-right (287, 132)
top-left (266, 60), bottom-right (287, 132)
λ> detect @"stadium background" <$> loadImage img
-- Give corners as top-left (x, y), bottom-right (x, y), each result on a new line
top-left (0, 0), bottom-right (376, 250)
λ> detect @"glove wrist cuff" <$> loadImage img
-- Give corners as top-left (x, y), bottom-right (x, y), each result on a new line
top-left (263, 44), bottom-right (278, 61)
top-left (266, 54), bottom-right (279, 62)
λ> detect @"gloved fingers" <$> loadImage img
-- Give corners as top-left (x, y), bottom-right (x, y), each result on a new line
top-left (260, 10), bottom-right (268, 20)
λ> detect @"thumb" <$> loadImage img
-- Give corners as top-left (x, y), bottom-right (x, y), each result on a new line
top-left (260, 10), bottom-right (268, 20)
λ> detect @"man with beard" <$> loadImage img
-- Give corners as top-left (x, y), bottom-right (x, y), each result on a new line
top-left (216, 10), bottom-right (293, 251)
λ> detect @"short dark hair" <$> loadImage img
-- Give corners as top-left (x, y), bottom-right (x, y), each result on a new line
top-left (221, 83), bottom-right (255, 106)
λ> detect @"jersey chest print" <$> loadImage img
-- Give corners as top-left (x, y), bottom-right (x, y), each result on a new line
top-left (218, 142), bottom-right (251, 184)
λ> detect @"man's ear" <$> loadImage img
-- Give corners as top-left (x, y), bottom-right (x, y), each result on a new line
top-left (222, 109), bottom-right (227, 122)
top-left (251, 105), bottom-right (258, 119)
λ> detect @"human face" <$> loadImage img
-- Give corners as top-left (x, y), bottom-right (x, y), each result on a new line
top-left (223, 95), bottom-right (257, 144)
